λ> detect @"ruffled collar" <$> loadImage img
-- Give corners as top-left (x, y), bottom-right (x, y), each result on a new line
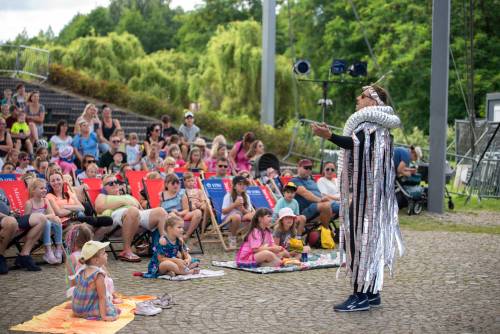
top-left (342, 105), bottom-right (401, 136)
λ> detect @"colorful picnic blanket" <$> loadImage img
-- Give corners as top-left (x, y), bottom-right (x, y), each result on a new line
top-left (158, 269), bottom-right (225, 281)
top-left (212, 252), bottom-right (340, 274)
top-left (10, 295), bottom-right (154, 334)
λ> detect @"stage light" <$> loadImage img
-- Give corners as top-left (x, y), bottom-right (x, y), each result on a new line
top-left (293, 60), bottom-right (311, 75)
top-left (331, 59), bottom-right (346, 75)
top-left (348, 61), bottom-right (367, 77)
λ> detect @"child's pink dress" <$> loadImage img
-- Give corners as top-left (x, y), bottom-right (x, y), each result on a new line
top-left (235, 228), bottom-right (275, 267)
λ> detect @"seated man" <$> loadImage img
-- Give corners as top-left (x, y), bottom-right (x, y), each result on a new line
top-left (394, 146), bottom-right (421, 178)
top-left (210, 157), bottom-right (232, 179)
top-left (291, 159), bottom-right (339, 228)
top-left (95, 174), bottom-right (168, 262)
top-left (0, 189), bottom-right (47, 273)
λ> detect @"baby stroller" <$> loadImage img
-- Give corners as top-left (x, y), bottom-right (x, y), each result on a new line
top-left (252, 153), bottom-right (281, 179)
top-left (395, 174), bottom-right (427, 215)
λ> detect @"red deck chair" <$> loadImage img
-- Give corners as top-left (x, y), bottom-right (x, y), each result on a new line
top-left (81, 178), bottom-right (103, 214)
top-left (125, 170), bottom-right (148, 202)
top-left (0, 180), bottom-right (41, 254)
top-left (0, 179), bottom-right (28, 216)
top-left (280, 176), bottom-right (292, 188)
top-left (142, 179), bottom-right (165, 209)
top-left (313, 174), bottom-right (322, 182)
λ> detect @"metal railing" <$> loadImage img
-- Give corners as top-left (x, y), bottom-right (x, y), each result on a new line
top-left (0, 44), bottom-right (50, 81)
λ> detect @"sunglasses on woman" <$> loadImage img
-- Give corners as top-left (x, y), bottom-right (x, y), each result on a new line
top-left (325, 168), bottom-right (335, 172)
top-left (104, 180), bottom-right (118, 186)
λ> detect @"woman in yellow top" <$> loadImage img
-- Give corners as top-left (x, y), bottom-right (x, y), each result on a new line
top-left (10, 110), bottom-right (33, 155)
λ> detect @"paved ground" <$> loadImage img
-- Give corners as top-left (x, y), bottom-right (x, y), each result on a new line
top-left (1, 228), bottom-right (500, 334)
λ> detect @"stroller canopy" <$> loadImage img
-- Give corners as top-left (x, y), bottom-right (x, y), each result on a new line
top-left (253, 153), bottom-right (280, 178)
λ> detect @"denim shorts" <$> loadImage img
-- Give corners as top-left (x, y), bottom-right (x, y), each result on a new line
top-left (302, 201), bottom-right (340, 220)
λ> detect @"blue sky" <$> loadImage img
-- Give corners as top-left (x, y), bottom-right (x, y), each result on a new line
top-left (0, 0), bottom-right (203, 42)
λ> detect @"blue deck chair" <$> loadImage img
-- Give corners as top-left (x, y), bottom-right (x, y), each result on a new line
top-left (201, 178), bottom-right (231, 250)
top-left (246, 185), bottom-right (272, 210)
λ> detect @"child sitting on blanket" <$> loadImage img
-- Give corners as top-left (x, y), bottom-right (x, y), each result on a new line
top-left (146, 215), bottom-right (200, 278)
top-left (236, 208), bottom-right (287, 268)
top-left (72, 241), bottom-right (120, 321)
top-left (65, 225), bottom-right (122, 304)
top-left (273, 208), bottom-right (310, 260)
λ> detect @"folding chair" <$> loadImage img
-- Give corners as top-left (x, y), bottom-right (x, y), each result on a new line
top-left (125, 170), bottom-right (148, 202)
top-left (0, 180), bottom-right (35, 254)
top-left (143, 178), bottom-right (204, 254)
top-left (313, 174), bottom-right (322, 182)
top-left (246, 185), bottom-right (275, 210)
top-left (200, 179), bottom-right (231, 251)
top-left (81, 178), bottom-right (123, 259)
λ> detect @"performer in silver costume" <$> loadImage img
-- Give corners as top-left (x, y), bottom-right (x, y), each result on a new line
top-left (312, 85), bottom-right (404, 312)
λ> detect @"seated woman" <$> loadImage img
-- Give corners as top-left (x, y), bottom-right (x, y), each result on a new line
top-left (46, 171), bottom-right (85, 227)
top-left (141, 142), bottom-right (163, 171)
top-left (316, 161), bottom-right (340, 201)
top-left (246, 140), bottom-right (265, 166)
top-left (221, 176), bottom-right (255, 249)
top-left (159, 173), bottom-right (202, 242)
top-left (95, 174), bottom-right (168, 262)
top-left (184, 147), bottom-right (207, 172)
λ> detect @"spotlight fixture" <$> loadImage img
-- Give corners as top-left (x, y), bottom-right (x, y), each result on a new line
top-left (348, 61), bottom-right (367, 77)
top-left (331, 59), bottom-right (347, 75)
top-left (293, 59), bottom-right (311, 75)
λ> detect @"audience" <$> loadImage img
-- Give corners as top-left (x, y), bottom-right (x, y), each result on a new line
top-left (316, 161), bottom-right (340, 201)
top-left (0, 80), bottom-right (345, 279)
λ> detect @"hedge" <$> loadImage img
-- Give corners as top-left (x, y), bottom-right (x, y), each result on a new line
top-left (48, 64), bottom-right (297, 157)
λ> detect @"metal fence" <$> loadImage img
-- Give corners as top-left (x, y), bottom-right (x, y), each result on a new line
top-left (0, 44), bottom-right (50, 81)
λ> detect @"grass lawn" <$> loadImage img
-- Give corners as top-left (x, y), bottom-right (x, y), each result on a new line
top-left (398, 194), bottom-right (500, 235)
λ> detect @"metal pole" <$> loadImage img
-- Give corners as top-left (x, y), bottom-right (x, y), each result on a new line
top-left (261, 0), bottom-right (276, 127)
top-left (428, 0), bottom-right (451, 213)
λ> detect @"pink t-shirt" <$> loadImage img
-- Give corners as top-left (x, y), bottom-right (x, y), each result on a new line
top-left (234, 141), bottom-right (250, 172)
top-left (235, 228), bottom-right (275, 266)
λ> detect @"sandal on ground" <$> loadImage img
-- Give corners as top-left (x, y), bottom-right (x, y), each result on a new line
top-left (118, 251), bottom-right (141, 262)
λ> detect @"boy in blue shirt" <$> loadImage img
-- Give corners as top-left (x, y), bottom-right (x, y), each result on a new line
top-left (272, 182), bottom-right (306, 239)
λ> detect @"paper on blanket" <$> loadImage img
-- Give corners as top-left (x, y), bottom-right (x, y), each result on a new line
top-left (10, 295), bottom-right (154, 334)
top-left (158, 269), bottom-right (225, 281)
top-left (212, 252), bottom-right (340, 274)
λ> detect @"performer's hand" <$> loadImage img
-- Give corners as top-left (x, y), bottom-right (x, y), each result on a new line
top-left (311, 122), bottom-right (332, 139)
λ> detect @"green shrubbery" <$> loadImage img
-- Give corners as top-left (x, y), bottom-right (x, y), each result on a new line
top-left (48, 63), bottom-right (294, 156)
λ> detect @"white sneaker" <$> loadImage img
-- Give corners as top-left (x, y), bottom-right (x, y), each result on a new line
top-left (43, 248), bottom-right (59, 265)
top-left (135, 301), bottom-right (162, 316)
top-left (54, 248), bottom-right (63, 263)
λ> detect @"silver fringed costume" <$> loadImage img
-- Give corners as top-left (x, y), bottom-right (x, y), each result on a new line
top-left (337, 105), bottom-right (405, 294)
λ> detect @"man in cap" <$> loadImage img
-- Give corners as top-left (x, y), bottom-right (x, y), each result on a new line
top-left (291, 159), bottom-right (339, 229)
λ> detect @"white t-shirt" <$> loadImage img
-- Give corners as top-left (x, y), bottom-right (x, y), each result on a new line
top-left (126, 144), bottom-right (141, 169)
top-left (50, 135), bottom-right (73, 150)
top-left (221, 192), bottom-right (251, 222)
top-left (317, 177), bottom-right (339, 196)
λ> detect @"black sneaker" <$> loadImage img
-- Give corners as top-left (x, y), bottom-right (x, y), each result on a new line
top-left (333, 293), bottom-right (370, 312)
top-left (0, 255), bottom-right (8, 274)
top-left (14, 255), bottom-right (41, 271)
top-left (367, 292), bottom-right (381, 308)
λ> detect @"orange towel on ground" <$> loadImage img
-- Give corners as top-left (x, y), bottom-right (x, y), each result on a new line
top-left (10, 295), bottom-right (154, 334)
